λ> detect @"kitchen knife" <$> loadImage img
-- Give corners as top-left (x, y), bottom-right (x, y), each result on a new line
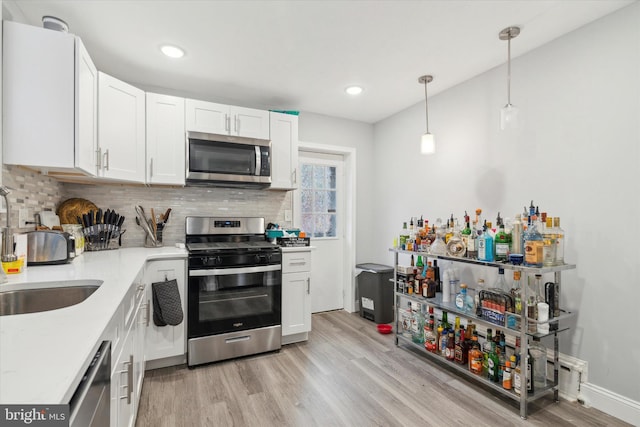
top-left (96, 208), bottom-right (102, 225)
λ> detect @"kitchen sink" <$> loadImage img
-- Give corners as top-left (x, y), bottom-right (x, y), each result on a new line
top-left (0, 280), bottom-right (103, 316)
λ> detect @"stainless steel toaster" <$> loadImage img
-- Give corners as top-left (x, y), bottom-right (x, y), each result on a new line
top-left (27, 230), bottom-right (72, 265)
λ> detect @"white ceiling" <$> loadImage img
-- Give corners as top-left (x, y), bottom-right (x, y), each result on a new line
top-left (7, 0), bottom-right (636, 123)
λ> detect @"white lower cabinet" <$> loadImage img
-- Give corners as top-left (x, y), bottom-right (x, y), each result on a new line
top-left (143, 259), bottom-right (187, 368)
top-left (281, 250), bottom-right (312, 344)
top-left (109, 271), bottom-right (146, 427)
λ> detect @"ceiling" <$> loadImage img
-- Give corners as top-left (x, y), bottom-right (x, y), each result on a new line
top-left (7, 0), bottom-right (636, 124)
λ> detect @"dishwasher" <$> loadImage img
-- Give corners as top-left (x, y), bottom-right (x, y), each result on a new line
top-left (68, 341), bottom-right (111, 427)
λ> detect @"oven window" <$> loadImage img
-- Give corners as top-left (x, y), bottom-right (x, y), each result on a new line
top-left (195, 270), bottom-right (279, 323)
top-left (189, 139), bottom-right (256, 175)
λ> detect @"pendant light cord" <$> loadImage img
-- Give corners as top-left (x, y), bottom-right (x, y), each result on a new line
top-left (507, 32), bottom-right (512, 105)
top-left (424, 80), bottom-right (430, 133)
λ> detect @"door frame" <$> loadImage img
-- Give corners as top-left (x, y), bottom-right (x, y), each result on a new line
top-left (295, 141), bottom-right (357, 313)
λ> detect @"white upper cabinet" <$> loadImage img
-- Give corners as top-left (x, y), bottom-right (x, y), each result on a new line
top-left (3, 21), bottom-right (98, 176)
top-left (185, 99), bottom-right (228, 135)
top-left (185, 99), bottom-right (270, 140)
top-left (98, 72), bottom-right (146, 182)
top-left (146, 93), bottom-right (186, 185)
top-left (76, 38), bottom-right (99, 175)
top-left (269, 112), bottom-right (299, 190)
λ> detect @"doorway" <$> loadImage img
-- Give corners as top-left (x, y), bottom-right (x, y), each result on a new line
top-left (294, 143), bottom-right (356, 313)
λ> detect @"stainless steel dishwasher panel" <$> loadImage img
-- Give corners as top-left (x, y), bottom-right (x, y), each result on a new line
top-left (69, 341), bottom-right (111, 427)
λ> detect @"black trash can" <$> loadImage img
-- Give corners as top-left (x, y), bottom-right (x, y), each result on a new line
top-left (356, 263), bottom-right (394, 324)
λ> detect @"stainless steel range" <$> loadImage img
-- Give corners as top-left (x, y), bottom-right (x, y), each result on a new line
top-left (186, 217), bottom-right (282, 367)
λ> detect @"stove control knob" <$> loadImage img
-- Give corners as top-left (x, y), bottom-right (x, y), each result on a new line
top-left (202, 257), bottom-right (210, 266)
top-left (215, 256), bottom-right (222, 265)
top-left (254, 254), bottom-right (262, 263)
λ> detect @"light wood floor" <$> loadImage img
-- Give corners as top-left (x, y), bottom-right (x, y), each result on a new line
top-left (136, 311), bottom-right (630, 427)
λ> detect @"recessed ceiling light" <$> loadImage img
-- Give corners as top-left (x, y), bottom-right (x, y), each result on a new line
top-left (345, 86), bottom-right (363, 95)
top-left (161, 45), bottom-right (185, 58)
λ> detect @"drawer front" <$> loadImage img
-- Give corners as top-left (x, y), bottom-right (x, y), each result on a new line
top-left (282, 252), bottom-right (311, 273)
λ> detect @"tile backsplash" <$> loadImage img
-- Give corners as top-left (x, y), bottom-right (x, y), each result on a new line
top-left (2, 165), bottom-right (293, 247)
top-left (1, 165), bottom-right (65, 230)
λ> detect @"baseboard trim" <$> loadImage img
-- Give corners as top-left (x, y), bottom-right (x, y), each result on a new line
top-left (579, 382), bottom-right (640, 426)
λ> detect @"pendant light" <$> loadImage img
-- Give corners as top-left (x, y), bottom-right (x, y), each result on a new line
top-left (499, 26), bottom-right (520, 130)
top-left (418, 75), bottom-right (435, 154)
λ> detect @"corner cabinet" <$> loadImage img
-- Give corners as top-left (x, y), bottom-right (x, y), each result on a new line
top-left (269, 112), bottom-right (299, 190)
top-left (390, 248), bottom-right (576, 419)
top-left (145, 93), bottom-right (186, 185)
top-left (281, 248), bottom-right (312, 344)
top-left (185, 99), bottom-right (270, 140)
top-left (143, 259), bottom-right (187, 369)
top-left (98, 72), bottom-right (146, 182)
top-left (3, 20), bottom-right (98, 176)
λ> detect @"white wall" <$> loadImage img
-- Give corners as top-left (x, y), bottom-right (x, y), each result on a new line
top-left (298, 112), bottom-right (376, 264)
top-left (373, 2), bottom-right (640, 406)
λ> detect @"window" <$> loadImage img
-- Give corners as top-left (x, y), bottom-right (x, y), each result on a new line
top-left (300, 164), bottom-right (337, 238)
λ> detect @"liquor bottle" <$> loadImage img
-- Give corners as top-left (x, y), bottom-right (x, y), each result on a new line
top-left (446, 219), bottom-right (466, 257)
top-left (487, 341), bottom-right (500, 382)
top-left (474, 209), bottom-right (484, 237)
top-left (503, 360), bottom-right (512, 390)
top-left (455, 283), bottom-right (474, 313)
top-left (439, 311), bottom-right (451, 331)
top-left (454, 326), bottom-right (467, 365)
top-left (542, 216), bottom-right (557, 267)
top-left (446, 331), bottom-right (455, 361)
top-left (433, 260), bottom-right (441, 292)
top-left (530, 337), bottom-right (547, 391)
top-left (498, 333), bottom-right (506, 383)
top-left (445, 214), bottom-right (455, 244)
top-left (511, 270), bottom-right (523, 322)
top-left (411, 303), bottom-right (425, 344)
top-left (439, 327), bottom-right (449, 357)
top-left (523, 215), bottom-right (544, 267)
top-left (399, 222), bottom-right (409, 250)
top-left (494, 221), bottom-right (511, 262)
top-left (475, 278), bottom-right (485, 317)
top-left (461, 212), bottom-right (472, 257)
top-left (416, 255), bottom-right (424, 270)
top-left (493, 268), bottom-right (509, 293)
top-left (553, 217), bottom-right (565, 265)
top-left (478, 222), bottom-right (495, 262)
top-left (436, 326), bottom-right (444, 355)
top-left (514, 355), bottom-right (522, 395)
top-left (424, 315), bottom-right (438, 353)
top-left (429, 224), bottom-right (447, 255)
top-left (468, 332), bottom-right (484, 375)
top-left (511, 214), bottom-right (523, 255)
top-left (482, 328), bottom-right (493, 377)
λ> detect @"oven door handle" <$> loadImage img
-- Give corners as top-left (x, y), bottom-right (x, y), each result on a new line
top-left (189, 264), bottom-right (281, 277)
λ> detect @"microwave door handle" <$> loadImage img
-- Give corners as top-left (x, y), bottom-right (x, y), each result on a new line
top-left (255, 146), bottom-right (261, 176)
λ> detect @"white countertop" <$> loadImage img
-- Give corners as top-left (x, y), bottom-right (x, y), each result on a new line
top-left (0, 247), bottom-right (186, 405)
top-left (279, 246), bottom-right (315, 252)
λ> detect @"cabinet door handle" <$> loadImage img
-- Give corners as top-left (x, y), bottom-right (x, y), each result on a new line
top-left (103, 149), bottom-right (110, 171)
top-left (146, 299), bottom-right (151, 327)
top-left (118, 355), bottom-right (133, 404)
top-left (307, 278), bottom-right (310, 294)
top-left (235, 116), bottom-right (239, 133)
top-left (127, 354), bottom-right (133, 404)
top-left (149, 157), bottom-right (154, 178)
top-left (225, 114), bottom-right (230, 132)
top-left (96, 147), bottom-right (102, 169)
top-left (292, 168), bottom-right (297, 184)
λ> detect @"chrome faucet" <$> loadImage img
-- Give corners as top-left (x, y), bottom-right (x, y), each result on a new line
top-left (0, 186), bottom-right (17, 262)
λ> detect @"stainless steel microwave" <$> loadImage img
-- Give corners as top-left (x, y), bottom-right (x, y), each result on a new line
top-left (186, 131), bottom-right (271, 187)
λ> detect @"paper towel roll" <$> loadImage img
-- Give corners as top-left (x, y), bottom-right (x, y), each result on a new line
top-left (537, 302), bottom-right (549, 334)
